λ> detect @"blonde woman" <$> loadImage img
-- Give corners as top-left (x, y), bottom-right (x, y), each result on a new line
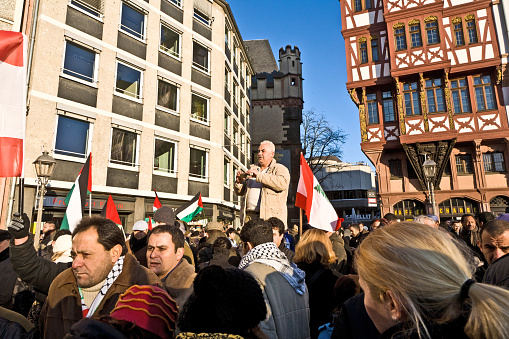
top-left (294, 228), bottom-right (339, 339)
top-left (354, 221), bottom-right (509, 339)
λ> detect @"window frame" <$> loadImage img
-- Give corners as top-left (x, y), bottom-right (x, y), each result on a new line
top-left (189, 146), bottom-right (209, 182)
top-left (425, 19), bottom-right (440, 45)
top-left (450, 78), bottom-right (471, 114)
top-left (359, 38), bottom-right (368, 64)
top-left (389, 159), bottom-right (403, 178)
top-left (192, 40), bottom-right (210, 74)
top-left (465, 15), bottom-right (478, 44)
top-left (473, 74), bottom-right (496, 112)
top-left (193, 7), bottom-right (211, 27)
top-left (166, 0), bottom-right (181, 9)
top-left (61, 40), bottom-right (99, 87)
top-left (53, 114), bottom-right (94, 163)
top-left (153, 136), bottom-right (178, 177)
top-left (224, 110), bottom-right (231, 136)
top-left (354, 0), bottom-right (372, 12)
top-left (371, 37), bottom-right (379, 62)
top-left (191, 92), bottom-right (210, 125)
top-left (69, 0), bottom-right (103, 20)
top-left (425, 77), bottom-right (445, 113)
top-left (455, 154), bottom-right (474, 174)
top-left (109, 126), bottom-right (140, 171)
top-left (224, 157), bottom-right (230, 187)
top-left (403, 81), bottom-right (421, 116)
top-left (483, 152), bottom-right (506, 173)
top-left (114, 60), bottom-right (143, 102)
top-left (394, 25), bottom-right (407, 51)
top-left (409, 21), bottom-right (422, 48)
top-left (156, 78), bottom-right (180, 115)
top-left (382, 90), bottom-right (396, 122)
top-left (119, 2), bottom-right (147, 42)
top-left (452, 18), bottom-right (465, 46)
top-left (159, 22), bottom-right (181, 60)
top-left (366, 92), bottom-right (379, 125)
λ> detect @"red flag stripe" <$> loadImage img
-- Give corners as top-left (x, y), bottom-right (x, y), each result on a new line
top-left (0, 137), bottom-right (23, 177)
top-left (0, 31), bottom-right (23, 66)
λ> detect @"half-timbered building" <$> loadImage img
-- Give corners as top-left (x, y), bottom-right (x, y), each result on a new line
top-left (340, 0), bottom-right (509, 219)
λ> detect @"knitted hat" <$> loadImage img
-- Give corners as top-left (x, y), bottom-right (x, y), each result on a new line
top-left (205, 221), bottom-right (224, 232)
top-left (132, 220), bottom-right (148, 231)
top-left (110, 285), bottom-right (178, 338)
top-left (178, 266), bottom-right (267, 336)
top-left (153, 206), bottom-right (176, 226)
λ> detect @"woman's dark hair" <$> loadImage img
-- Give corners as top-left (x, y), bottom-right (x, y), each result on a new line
top-left (213, 236), bottom-right (232, 250)
top-left (97, 316), bottom-right (161, 339)
top-left (73, 216), bottom-right (127, 255)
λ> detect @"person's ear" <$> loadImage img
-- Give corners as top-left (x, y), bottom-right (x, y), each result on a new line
top-left (110, 244), bottom-right (122, 262)
top-left (386, 290), bottom-right (404, 322)
top-left (176, 247), bottom-right (185, 261)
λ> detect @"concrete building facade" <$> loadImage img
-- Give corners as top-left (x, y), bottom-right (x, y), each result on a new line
top-left (340, 0), bottom-right (509, 220)
top-left (2, 0), bottom-right (253, 231)
top-left (246, 41), bottom-right (303, 225)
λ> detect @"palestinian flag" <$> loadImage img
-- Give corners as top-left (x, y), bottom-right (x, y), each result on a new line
top-left (176, 193), bottom-right (203, 223)
top-left (295, 153), bottom-right (339, 232)
top-left (61, 154), bottom-right (92, 231)
top-left (101, 195), bottom-right (122, 226)
top-left (153, 190), bottom-right (162, 211)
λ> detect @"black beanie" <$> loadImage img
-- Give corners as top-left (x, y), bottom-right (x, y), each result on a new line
top-left (153, 206), bottom-right (176, 226)
top-left (178, 265), bottom-right (267, 336)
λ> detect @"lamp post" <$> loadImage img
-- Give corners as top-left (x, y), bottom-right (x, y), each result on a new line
top-left (33, 151), bottom-right (57, 250)
top-left (422, 156), bottom-right (438, 216)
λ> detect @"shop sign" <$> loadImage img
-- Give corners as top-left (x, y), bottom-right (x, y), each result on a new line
top-left (219, 210), bottom-right (235, 220)
top-left (43, 196), bottom-right (133, 211)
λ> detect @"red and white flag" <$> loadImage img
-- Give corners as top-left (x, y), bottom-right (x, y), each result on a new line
top-left (295, 153), bottom-right (339, 232)
top-left (0, 31), bottom-right (27, 178)
top-left (153, 190), bottom-right (162, 211)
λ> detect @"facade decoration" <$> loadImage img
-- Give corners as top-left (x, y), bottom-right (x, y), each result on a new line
top-left (419, 73), bottom-right (429, 132)
top-left (443, 70), bottom-right (455, 130)
top-left (424, 15), bottom-right (438, 23)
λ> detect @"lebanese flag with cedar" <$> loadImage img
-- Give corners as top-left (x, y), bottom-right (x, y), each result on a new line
top-left (295, 153), bottom-right (339, 232)
top-left (0, 31), bottom-right (27, 178)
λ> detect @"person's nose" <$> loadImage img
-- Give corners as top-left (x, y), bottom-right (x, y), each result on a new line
top-left (493, 248), bottom-right (505, 262)
top-left (72, 256), bottom-right (82, 269)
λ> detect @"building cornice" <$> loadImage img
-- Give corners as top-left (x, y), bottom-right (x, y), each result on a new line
top-left (341, 22), bottom-right (387, 38)
top-left (442, 0), bottom-right (491, 16)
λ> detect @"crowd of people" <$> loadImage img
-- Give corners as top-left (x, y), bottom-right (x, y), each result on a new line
top-left (0, 140), bottom-right (508, 338)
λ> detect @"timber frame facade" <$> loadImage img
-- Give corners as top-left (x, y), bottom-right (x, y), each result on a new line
top-left (340, 0), bottom-right (509, 220)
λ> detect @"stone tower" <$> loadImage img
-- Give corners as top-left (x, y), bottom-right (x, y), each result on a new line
top-left (246, 42), bottom-right (303, 226)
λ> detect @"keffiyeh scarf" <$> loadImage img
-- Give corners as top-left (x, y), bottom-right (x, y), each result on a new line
top-left (239, 242), bottom-right (306, 295)
top-left (79, 256), bottom-right (125, 318)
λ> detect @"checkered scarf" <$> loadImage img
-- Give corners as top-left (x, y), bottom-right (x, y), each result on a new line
top-left (239, 242), bottom-right (306, 295)
top-left (80, 256), bottom-right (124, 318)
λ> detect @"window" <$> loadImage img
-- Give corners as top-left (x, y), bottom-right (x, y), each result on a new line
top-left (193, 41), bottom-right (209, 73)
top-left (120, 3), bottom-right (146, 40)
top-left (366, 93), bottom-right (378, 124)
top-left (354, 0), bottom-right (362, 12)
top-left (409, 23), bottom-right (422, 47)
top-left (110, 128), bottom-right (138, 167)
top-left (483, 153), bottom-right (505, 172)
top-left (225, 23), bottom-right (230, 46)
top-left (233, 121), bottom-right (239, 145)
top-left (394, 26), bottom-right (406, 51)
top-left (425, 78), bottom-right (445, 113)
top-left (189, 147), bottom-right (208, 179)
top-left (55, 115), bottom-right (92, 158)
top-left (359, 39), bottom-right (368, 64)
top-left (382, 91), bottom-right (395, 122)
top-left (191, 93), bottom-right (208, 123)
top-left (224, 158), bottom-right (229, 186)
top-left (160, 24), bottom-right (180, 58)
top-left (371, 38), bottom-right (379, 62)
top-left (157, 79), bottom-right (178, 112)
top-left (456, 154), bottom-right (473, 174)
top-left (425, 19), bottom-right (439, 45)
top-left (63, 41), bottom-right (97, 83)
top-left (70, 0), bottom-right (103, 17)
top-left (225, 66), bottom-right (230, 89)
top-left (154, 138), bottom-right (176, 174)
top-left (194, 8), bottom-right (210, 26)
top-left (473, 75), bottom-right (496, 111)
top-left (246, 138), bottom-right (251, 159)
top-left (453, 19), bottom-right (464, 46)
top-left (466, 16), bottom-right (478, 43)
top-left (115, 61), bottom-right (142, 99)
top-left (451, 78), bottom-right (471, 114)
top-left (241, 131), bottom-right (245, 153)
top-left (389, 159), bottom-right (402, 178)
top-left (167, 0), bottom-right (181, 7)
top-left (403, 82), bottom-right (420, 116)
top-left (224, 110), bottom-right (230, 135)
top-left (233, 81), bottom-right (238, 104)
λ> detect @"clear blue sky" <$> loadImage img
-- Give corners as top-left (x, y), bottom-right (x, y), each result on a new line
top-left (228, 0), bottom-right (369, 165)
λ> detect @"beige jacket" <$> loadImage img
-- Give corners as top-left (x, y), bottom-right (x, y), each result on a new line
top-left (234, 158), bottom-right (290, 227)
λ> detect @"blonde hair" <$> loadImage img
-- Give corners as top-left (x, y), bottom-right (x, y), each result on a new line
top-left (294, 228), bottom-right (337, 266)
top-left (355, 221), bottom-right (509, 339)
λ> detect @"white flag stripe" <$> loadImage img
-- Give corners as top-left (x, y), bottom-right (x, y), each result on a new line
top-left (0, 55), bottom-right (25, 139)
top-left (176, 201), bottom-right (200, 220)
top-left (67, 178), bottom-right (83, 232)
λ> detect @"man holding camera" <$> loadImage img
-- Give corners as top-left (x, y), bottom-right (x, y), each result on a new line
top-left (235, 140), bottom-right (290, 227)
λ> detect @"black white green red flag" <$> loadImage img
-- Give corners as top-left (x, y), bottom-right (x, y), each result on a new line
top-left (176, 192), bottom-right (203, 223)
top-left (61, 154), bottom-right (92, 231)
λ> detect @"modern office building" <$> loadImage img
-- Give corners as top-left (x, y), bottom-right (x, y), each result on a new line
top-left (3, 0), bottom-right (253, 230)
top-left (339, 0), bottom-right (509, 219)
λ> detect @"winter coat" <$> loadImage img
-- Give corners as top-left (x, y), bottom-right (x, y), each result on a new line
top-left (0, 306), bottom-right (39, 339)
top-left (39, 253), bottom-right (161, 339)
top-left (234, 159), bottom-right (290, 227)
top-left (10, 234), bottom-right (70, 294)
top-left (197, 248), bottom-right (237, 272)
top-left (163, 259), bottom-right (196, 308)
top-left (296, 260), bottom-right (340, 339)
top-left (64, 318), bottom-right (126, 339)
top-left (483, 253), bottom-right (509, 289)
top-left (128, 235), bottom-right (148, 267)
top-left (279, 242), bottom-right (295, 263)
top-left (244, 262), bottom-right (310, 339)
top-left (378, 317), bottom-right (469, 339)
top-left (0, 248), bottom-right (17, 308)
top-left (331, 293), bottom-right (379, 339)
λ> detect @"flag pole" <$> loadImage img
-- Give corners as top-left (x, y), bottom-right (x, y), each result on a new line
top-left (89, 192), bottom-right (91, 216)
top-left (299, 207), bottom-right (302, 238)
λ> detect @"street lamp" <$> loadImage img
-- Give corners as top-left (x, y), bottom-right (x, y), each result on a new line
top-left (33, 151), bottom-right (57, 249)
top-left (422, 156), bottom-right (437, 216)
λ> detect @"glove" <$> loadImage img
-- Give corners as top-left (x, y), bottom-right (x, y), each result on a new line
top-left (8, 212), bottom-right (31, 239)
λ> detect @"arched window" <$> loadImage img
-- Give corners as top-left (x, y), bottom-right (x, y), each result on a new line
top-left (490, 196), bottom-right (509, 215)
top-left (439, 198), bottom-right (479, 218)
top-left (393, 200), bottom-right (426, 221)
